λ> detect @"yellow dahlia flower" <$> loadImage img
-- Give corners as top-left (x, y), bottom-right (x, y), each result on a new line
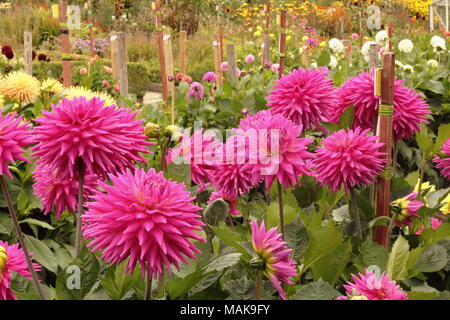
top-left (63, 86), bottom-right (116, 107)
top-left (0, 94), bottom-right (4, 108)
top-left (414, 180), bottom-right (436, 206)
top-left (0, 71), bottom-right (40, 104)
top-left (440, 194), bottom-right (450, 215)
top-left (41, 78), bottom-right (64, 96)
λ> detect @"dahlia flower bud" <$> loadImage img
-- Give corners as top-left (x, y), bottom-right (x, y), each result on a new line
top-left (391, 192), bottom-right (424, 227)
top-left (102, 80), bottom-right (110, 89)
top-left (144, 122), bottom-right (161, 138)
top-left (79, 68), bottom-right (88, 75)
top-left (103, 66), bottom-right (113, 74)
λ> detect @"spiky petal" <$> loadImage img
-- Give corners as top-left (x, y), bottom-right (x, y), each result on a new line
top-left (82, 168), bottom-right (205, 279)
top-left (0, 113), bottom-right (34, 179)
top-left (391, 192), bottom-right (424, 227)
top-left (267, 68), bottom-right (337, 132)
top-left (434, 138), bottom-right (450, 180)
top-left (337, 269), bottom-right (408, 300)
top-left (313, 128), bottom-right (386, 193)
top-left (0, 241), bottom-right (41, 300)
top-left (33, 164), bottom-right (99, 219)
top-left (329, 70), bottom-right (430, 141)
top-left (32, 97), bottom-right (152, 179)
top-left (251, 220), bottom-right (297, 300)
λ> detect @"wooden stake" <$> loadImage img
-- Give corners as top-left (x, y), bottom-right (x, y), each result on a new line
top-left (59, 0), bottom-right (72, 88)
top-left (179, 30), bottom-right (187, 74)
top-left (117, 32), bottom-right (129, 98)
top-left (216, 5), bottom-right (224, 64)
top-left (369, 43), bottom-right (380, 70)
top-left (359, 8), bottom-right (364, 48)
top-left (279, 10), bottom-right (287, 78)
top-left (213, 41), bottom-right (223, 87)
top-left (155, 0), bottom-right (168, 106)
top-left (226, 44), bottom-right (237, 85)
top-left (23, 31), bottom-right (33, 76)
top-left (263, 0), bottom-right (271, 66)
top-left (163, 31), bottom-right (174, 96)
top-left (374, 51), bottom-right (395, 248)
top-left (110, 32), bottom-right (120, 81)
top-left (87, 1), bottom-right (95, 58)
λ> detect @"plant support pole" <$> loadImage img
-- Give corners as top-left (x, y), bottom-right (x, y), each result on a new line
top-left (154, 0), bottom-right (168, 107)
top-left (59, 0), bottom-right (72, 87)
top-left (87, 1), bottom-right (95, 58)
top-left (0, 176), bottom-right (45, 300)
top-left (279, 10), bottom-right (287, 79)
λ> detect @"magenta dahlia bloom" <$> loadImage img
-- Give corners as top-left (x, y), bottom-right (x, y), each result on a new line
top-left (208, 189), bottom-right (240, 215)
top-left (32, 97), bottom-right (152, 179)
top-left (0, 241), bottom-right (41, 300)
top-left (167, 129), bottom-right (220, 186)
top-left (245, 54), bottom-right (255, 64)
top-left (328, 70), bottom-right (431, 141)
top-left (313, 128), bottom-right (386, 193)
top-left (338, 269), bottom-right (408, 300)
top-left (251, 220), bottom-right (297, 300)
top-left (434, 138), bottom-right (450, 180)
top-left (220, 62), bottom-right (229, 72)
top-left (0, 113), bottom-right (34, 179)
top-left (202, 71), bottom-right (217, 84)
top-left (83, 168), bottom-right (205, 279)
top-left (391, 192), bottom-right (424, 228)
top-left (236, 110), bottom-right (313, 190)
top-left (267, 68), bottom-right (337, 132)
top-left (33, 164), bottom-right (99, 220)
top-left (187, 82), bottom-right (204, 100)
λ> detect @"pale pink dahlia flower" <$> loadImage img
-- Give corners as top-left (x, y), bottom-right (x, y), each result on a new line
top-left (328, 70), bottom-right (430, 141)
top-left (0, 112), bottom-right (34, 179)
top-left (32, 97), bottom-right (152, 179)
top-left (0, 241), bottom-right (41, 300)
top-left (33, 164), bottom-right (99, 219)
top-left (167, 129), bottom-right (220, 186)
top-left (267, 68), bottom-right (337, 132)
top-left (313, 128), bottom-right (386, 193)
top-left (82, 168), bottom-right (205, 279)
top-left (236, 110), bottom-right (313, 190)
top-left (202, 71), bottom-right (217, 84)
top-left (391, 192), bottom-right (424, 227)
top-left (251, 220), bottom-right (297, 300)
top-left (338, 269), bottom-right (408, 300)
top-left (434, 138), bottom-right (450, 180)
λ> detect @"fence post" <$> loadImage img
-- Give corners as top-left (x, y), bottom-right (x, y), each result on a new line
top-left (24, 31), bottom-right (33, 76)
top-left (226, 44), bottom-right (237, 85)
top-left (117, 32), bottom-right (128, 99)
top-left (59, 0), bottom-right (72, 87)
top-left (179, 30), bottom-right (187, 74)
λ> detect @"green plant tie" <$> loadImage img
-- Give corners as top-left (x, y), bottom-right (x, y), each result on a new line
top-left (379, 103), bottom-right (394, 116)
top-left (379, 165), bottom-right (392, 179)
top-left (61, 53), bottom-right (74, 61)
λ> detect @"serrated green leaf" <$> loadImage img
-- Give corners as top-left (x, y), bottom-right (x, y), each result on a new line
top-left (413, 243), bottom-right (448, 273)
top-left (293, 279), bottom-right (340, 300)
top-left (387, 236), bottom-right (410, 281)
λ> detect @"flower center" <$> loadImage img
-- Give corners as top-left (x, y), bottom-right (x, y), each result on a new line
top-left (0, 246), bottom-right (8, 279)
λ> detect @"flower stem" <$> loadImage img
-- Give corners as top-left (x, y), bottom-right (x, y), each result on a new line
top-left (392, 142), bottom-right (398, 177)
top-left (417, 156), bottom-right (426, 200)
top-left (0, 176), bottom-right (45, 300)
top-left (157, 269), bottom-right (165, 299)
top-left (255, 270), bottom-right (262, 300)
top-left (277, 181), bottom-right (284, 238)
top-left (385, 215), bottom-right (396, 248)
top-left (350, 189), bottom-right (362, 238)
top-left (145, 265), bottom-right (152, 300)
top-left (75, 158), bottom-right (85, 257)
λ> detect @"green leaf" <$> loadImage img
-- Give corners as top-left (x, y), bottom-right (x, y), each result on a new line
top-left (0, 213), bottom-right (12, 235)
top-left (435, 124), bottom-right (450, 153)
top-left (420, 223), bottom-right (450, 246)
top-left (317, 51), bottom-right (331, 67)
top-left (211, 224), bottom-right (252, 262)
top-left (360, 238), bottom-right (389, 271)
top-left (386, 236), bottom-right (410, 281)
top-left (293, 279), bottom-right (340, 300)
top-left (413, 243), bottom-right (448, 273)
top-left (266, 201), bottom-right (298, 229)
top-left (20, 218), bottom-right (55, 230)
top-left (223, 276), bottom-right (256, 300)
top-left (204, 199), bottom-right (229, 226)
top-left (166, 161), bottom-right (191, 187)
top-left (407, 291), bottom-right (439, 300)
top-left (368, 216), bottom-right (391, 228)
top-left (337, 106), bottom-right (354, 130)
top-left (102, 260), bottom-right (140, 300)
top-left (24, 235), bottom-right (58, 273)
top-left (284, 219), bottom-right (309, 261)
top-left (415, 131), bottom-right (434, 158)
top-left (312, 240), bottom-right (352, 285)
top-left (203, 253), bottom-right (241, 274)
top-left (55, 246), bottom-right (100, 300)
top-left (167, 269), bottom-right (205, 300)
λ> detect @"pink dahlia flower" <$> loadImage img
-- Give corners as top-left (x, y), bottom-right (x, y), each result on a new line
top-left (83, 168), bottom-right (205, 279)
top-left (202, 71), bottom-right (217, 84)
top-left (267, 68), bottom-right (337, 133)
top-left (0, 113), bottom-right (34, 179)
top-left (251, 220), bottom-right (297, 300)
top-left (0, 241), bottom-right (41, 300)
top-left (210, 137), bottom-right (254, 199)
top-left (220, 62), bottom-right (229, 72)
top-left (208, 190), bottom-right (240, 215)
top-left (32, 97), bottom-right (152, 179)
top-left (187, 82), bottom-right (204, 100)
top-left (416, 217), bottom-right (443, 235)
top-left (391, 192), bottom-right (424, 227)
top-left (328, 70), bottom-right (431, 141)
top-left (167, 129), bottom-right (220, 186)
top-left (338, 269), bottom-right (408, 300)
top-left (236, 110), bottom-right (313, 190)
top-left (351, 33), bottom-right (359, 40)
top-left (33, 164), bottom-right (99, 220)
top-left (434, 138), bottom-right (450, 180)
top-left (245, 54), bottom-right (255, 64)
top-left (313, 128), bottom-right (386, 193)
top-left (270, 63), bottom-right (280, 74)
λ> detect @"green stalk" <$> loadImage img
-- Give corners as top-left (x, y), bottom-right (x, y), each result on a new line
top-left (157, 269), bottom-right (165, 299)
top-left (255, 270), bottom-right (262, 300)
top-left (416, 156), bottom-right (427, 200)
top-left (75, 158), bottom-right (85, 257)
top-left (0, 176), bottom-right (45, 300)
top-left (350, 189), bottom-right (362, 238)
top-left (144, 265), bottom-right (152, 300)
top-left (277, 181), bottom-right (284, 238)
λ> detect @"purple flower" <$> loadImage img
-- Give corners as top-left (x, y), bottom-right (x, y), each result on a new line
top-left (202, 71), bottom-right (217, 84)
top-left (187, 82), bottom-right (204, 100)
